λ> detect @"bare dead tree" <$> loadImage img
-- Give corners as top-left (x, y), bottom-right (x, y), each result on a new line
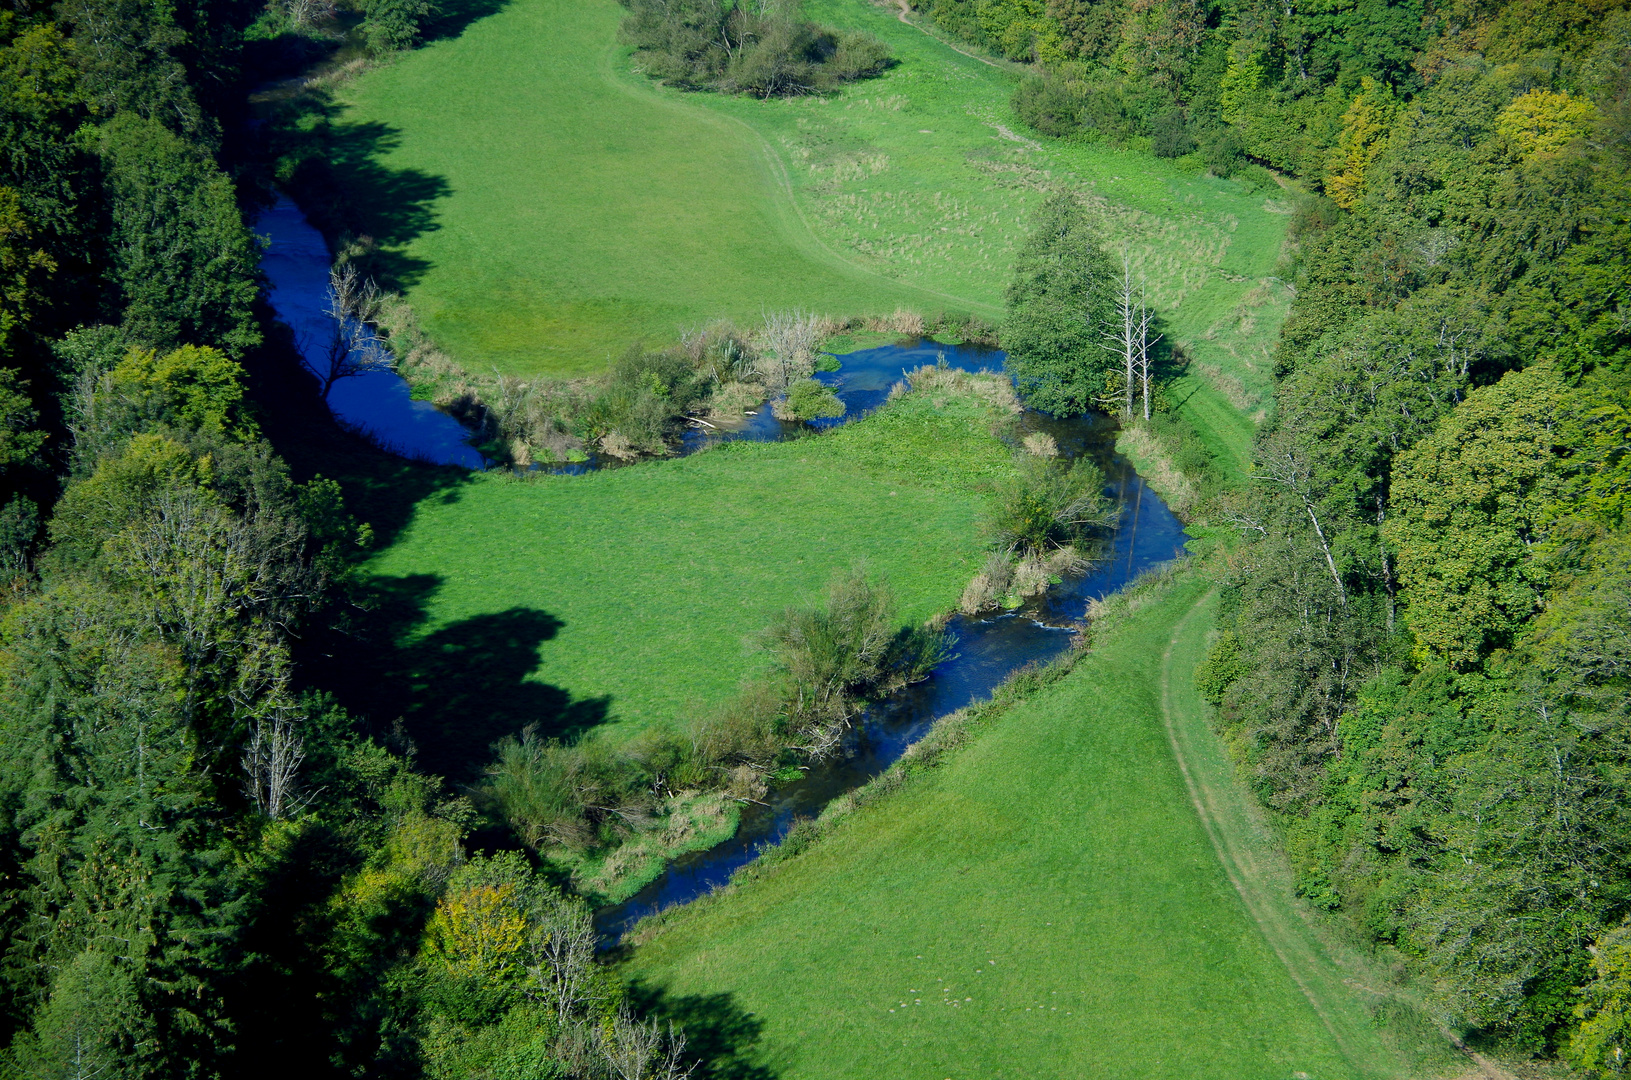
top-left (759, 309), bottom-right (823, 391)
top-left (530, 890), bottom-right (598, 1029)
top-left (284, 0), bottom-right (335, 29)
top-left (1133, 279), bottom-right (1163, 421)
top-left (243, 706), bottom-right (307, 820)
top-left (309, 264), bottom-right (391, 399)
top-left (1101, 255), bottom-right (1139, 419)
top-left (596, 1009), bottom-right (695, 1080)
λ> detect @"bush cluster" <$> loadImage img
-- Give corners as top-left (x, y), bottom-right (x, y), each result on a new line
top-left (1010, 71), bottom-right (1257, 178)
top-left (482, 569), bottom-right (946, 865)
top-left (620, 0), bottom-right (891, 97)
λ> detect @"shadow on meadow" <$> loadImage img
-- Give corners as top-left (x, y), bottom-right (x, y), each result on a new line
top-left (420, 0), bottom-right (511, 44)
top-left (322, 116), bottom-right (449, 290)
top-left (325, 573), bottom-right (612, 782)
top-left (265, 92), bottom-right (450, 291)
top-left (626, 982), bottom-right (778, 1080)
top-left (250, 324), bottom-right (609, 781)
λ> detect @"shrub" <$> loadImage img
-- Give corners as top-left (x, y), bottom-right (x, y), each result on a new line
top-left (757, 309), bottom-right (827, 390)
top-left (620, 0), bottom-right (890, 97)
top-left (1022, 432), bottom-right (1058, 457)
top-left (686, 679), bottom-right (787, 767)
top-left (581, 345), bottom-right (711, 454)
top-left (360, 0), bottom-right (431, 52)
top-left (1012, 74), bottom-right (1082, 138)
top-left (764, 568), bottom-right (948, 743)
top-left (959, 550), bottom-right (1015, 613)
top-left (988, 455), bottom-right (1115, 555)
top-left (1150, 110), bottom-right (1196, 158)
top-left (704, 380), bottom-right (767, 419)
top-left (1194, 630), bottom-right (1247, 705)
top-left (1202, 126), bottom-right (1246, 177)
top-left (483, 731), bottom-right (655, 852)
top-left (778, 378), bottom-right (844, 421)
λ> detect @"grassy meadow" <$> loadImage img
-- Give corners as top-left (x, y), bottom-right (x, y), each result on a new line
top-left (327, 0), bottom-right (933, 375)
top-left (620, 576), bottom-right (1446, 1079)
top-left (363, 389), bottom-right (1013, 740)
top-left (328, 0), bottom-right (1292, 428)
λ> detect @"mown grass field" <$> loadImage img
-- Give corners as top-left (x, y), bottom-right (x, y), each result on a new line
top-left (363, 391), bottom-right (1013, 736)
top-left (330, 0), bottom-right (1293, 423)
top-left (621, 578), bottom-right (1449, 1079)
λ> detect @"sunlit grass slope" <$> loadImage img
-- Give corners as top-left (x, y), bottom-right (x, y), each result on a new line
top-left (333, 0), bottom-right (1293, 415)
top-left (363, 392), bottom-right (1010, 735)
top-left (622, 581), bottom-right (1423, 1079)
top-left (330, 0), bottom-right (930, 376)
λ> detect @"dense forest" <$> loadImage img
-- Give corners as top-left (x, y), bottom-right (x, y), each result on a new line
top-left (934, 0), bottom-right (1631, 1061)
top-left (0, 0), bottom-right (729, 1076)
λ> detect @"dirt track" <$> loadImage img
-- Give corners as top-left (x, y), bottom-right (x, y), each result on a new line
top-left (1157, 590), bottom-right (1512, 1080)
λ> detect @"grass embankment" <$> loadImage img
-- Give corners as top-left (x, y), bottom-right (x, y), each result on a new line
top-left (327, 0), bottom-right (1292, 425)
top-left (364, 389), bottom-right (1012, 739)
top-left (621, 576), bottom-right (1458, 1078)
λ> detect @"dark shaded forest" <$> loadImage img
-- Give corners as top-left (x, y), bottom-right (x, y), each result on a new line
top-left (0, 0), bottom-right (753, 1075)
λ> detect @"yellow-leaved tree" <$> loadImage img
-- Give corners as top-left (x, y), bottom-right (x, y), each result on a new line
top-left (1325, 78), bottom-right (1397, 210)
top-left (1495, 88), bottom-right (1599, 163)
top-left (422, 882), bottom-right (530, 987)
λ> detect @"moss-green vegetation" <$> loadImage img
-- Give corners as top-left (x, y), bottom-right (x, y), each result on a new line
top-left (363, 388), bottom-right (1014, 737)
top-left (323, 0), bottom-right (1291, 413)
top-left (622, 573), bottom-right (1444, 1078)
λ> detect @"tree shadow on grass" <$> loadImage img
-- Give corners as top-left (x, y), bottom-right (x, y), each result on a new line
top-left (323, 574), bottom-right (610, 782)
top-left (420, 0), bottom-right (511, 44)
top-left (267, 89), bottom-right (450, 291)
top-left (323, 117), bottom-right (449, 291)
top-left (625, 982), bottom-right (779, 1080)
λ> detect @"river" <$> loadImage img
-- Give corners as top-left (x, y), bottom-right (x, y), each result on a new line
top-left (257, 194), bottom-right (1191, 943)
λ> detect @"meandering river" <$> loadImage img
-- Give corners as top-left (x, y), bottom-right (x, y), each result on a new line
top-left (258, 194), bottom-right (1191, 943)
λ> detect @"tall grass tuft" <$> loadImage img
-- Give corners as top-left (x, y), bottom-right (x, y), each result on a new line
top-left (988, 455), bottom-right (1117, 555)
top-left (764, 568), bottom-right (948, 754)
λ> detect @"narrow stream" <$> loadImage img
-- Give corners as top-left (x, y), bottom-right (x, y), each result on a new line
top-left (257, 193), bottom-right (1191, 944)
top-left (593, 409), bottom-right (1188, 942)
top-left (259, 197), bottom-right (487, 468)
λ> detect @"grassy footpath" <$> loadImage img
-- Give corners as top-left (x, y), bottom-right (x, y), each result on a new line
top-left (363, 391), bottom-right (1011, 736)
top-left (329, 0), bottom-right (1292, 415)
top-left (620, 575), bottom-right (1449, 1079)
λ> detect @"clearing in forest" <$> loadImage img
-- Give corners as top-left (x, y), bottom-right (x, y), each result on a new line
top-left (619, 580), bottom-right (1453, 1079)
top-left (329, 0), bottom-right (1292, 420)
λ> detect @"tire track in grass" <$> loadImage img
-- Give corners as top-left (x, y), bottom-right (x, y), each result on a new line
top-left (593, 31), bottom-right (1003, 320)
top-left (1157, 590), bottom-right (1510, 1080)
top-left (892, 0), bottom-right (1015, 73)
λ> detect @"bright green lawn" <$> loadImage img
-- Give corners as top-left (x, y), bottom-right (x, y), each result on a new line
top-left (622, 579), bottom-right (1432, 1079)
top-left (364, 392), bottom-right (1011, 735)
top-left (331, 0), bottom-right (1293, 416)
top-left (330, 0), bottom-right (933, 375)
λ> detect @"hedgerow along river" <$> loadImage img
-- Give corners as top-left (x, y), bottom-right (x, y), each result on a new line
top-left (259, 194), bottom-right (1192, 941)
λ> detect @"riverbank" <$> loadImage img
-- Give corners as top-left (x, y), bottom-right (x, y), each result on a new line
top-left (271, 0), bottom-right (1291, 394)
top-left (349, 383), bottom-right (1012, 764)
top-left (617, 564), bottom-right (1462, 1078)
